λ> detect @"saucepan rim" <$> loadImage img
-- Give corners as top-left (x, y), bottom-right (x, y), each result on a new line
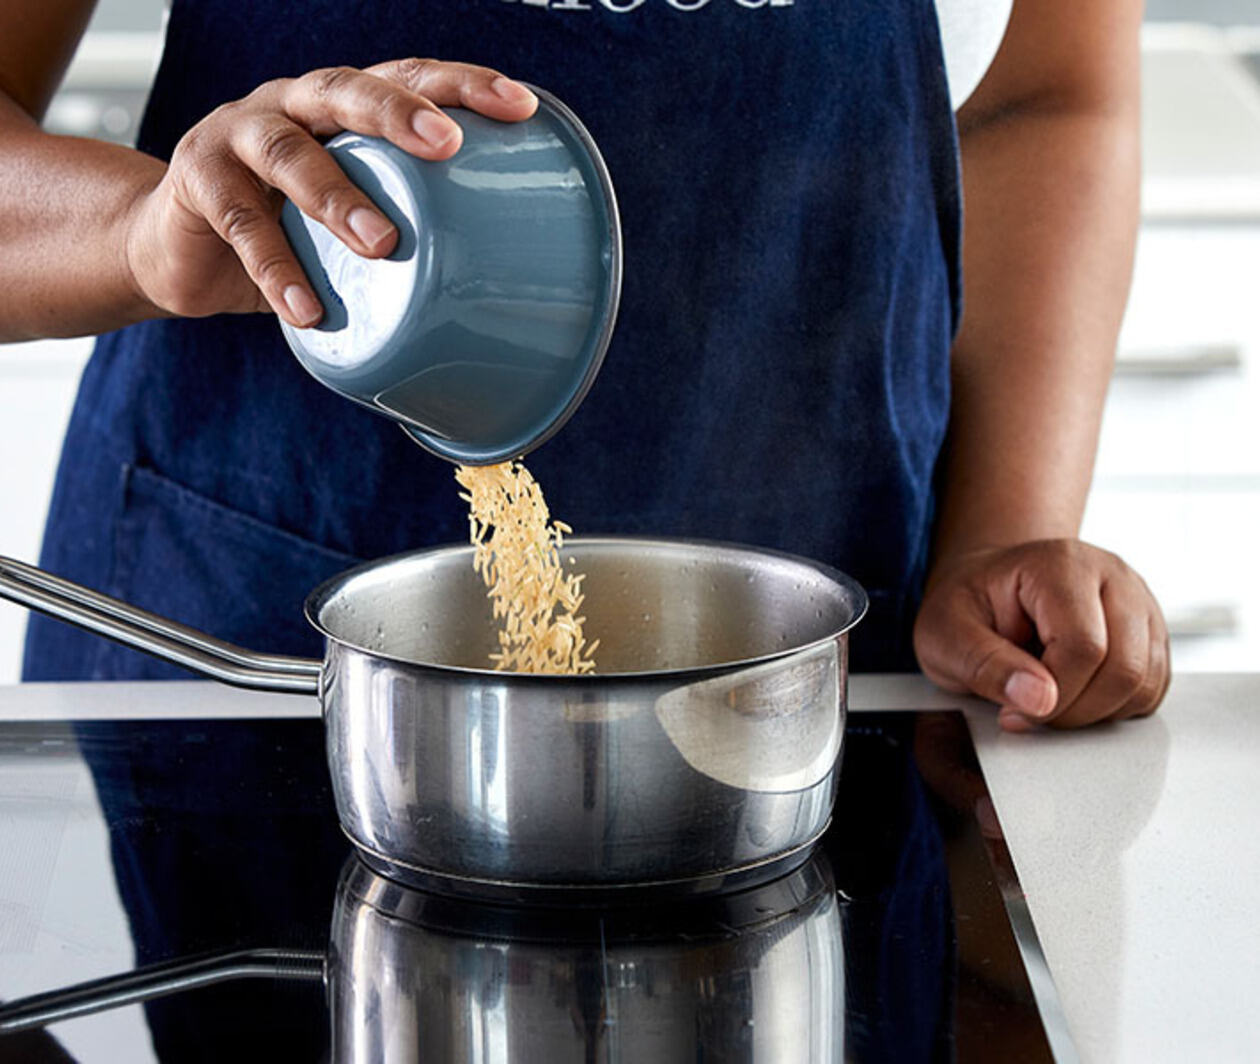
top-left (303, 534), bottom-right (868, 682)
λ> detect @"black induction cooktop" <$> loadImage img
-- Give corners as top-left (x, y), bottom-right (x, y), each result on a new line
top-left (0, 710), bottom-right (1064, 1063)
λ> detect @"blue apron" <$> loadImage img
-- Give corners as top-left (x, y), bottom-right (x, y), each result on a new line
top-left (23, 0), bottom-right (960, 682)
top-left (22, 6), bottom-right (960, 1058)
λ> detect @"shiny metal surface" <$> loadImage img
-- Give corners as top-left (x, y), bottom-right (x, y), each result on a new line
top-left (0, 538), bottom-right (866, 891)
top-left (322, 636), bottom-right (842, 890)
top-left (328, 855), bottom-right (844, 1063)
top-left (0, 853), bottom-right (844, 1061)
top-left (316, 538), bottom-right (863, 890)
top-left (0, 555), bottom-right (320, 694)
top-left (985, 831), bottom-right (1081, 1064)
top-left (0, 949), bottom-right (324, 1035)
top-left (306, 537), bottom-right (865, 676)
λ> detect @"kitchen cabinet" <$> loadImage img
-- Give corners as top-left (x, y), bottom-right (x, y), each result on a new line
top-left (1082, 225), bottom-right (1260, 671)
top-left (1077, 27), bottom-right (1260, 671)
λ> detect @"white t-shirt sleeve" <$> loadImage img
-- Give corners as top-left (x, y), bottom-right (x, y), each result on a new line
top-left (935, 0), bottom-right (1014, 110)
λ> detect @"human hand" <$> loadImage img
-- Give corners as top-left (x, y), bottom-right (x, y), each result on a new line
top-left (123, 59), bottom-right (537, 327)
top-left (913, 539), bottom-right (1170, 731)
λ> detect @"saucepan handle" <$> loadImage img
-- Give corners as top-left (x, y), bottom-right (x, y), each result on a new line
top-left (0, 555), bottom-right (321, 695)
top-left (0, 948), bottom-right (325, 1034)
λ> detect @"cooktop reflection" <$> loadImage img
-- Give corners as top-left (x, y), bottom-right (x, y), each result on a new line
top-left (0, 711), bottom-right (1061, 1062)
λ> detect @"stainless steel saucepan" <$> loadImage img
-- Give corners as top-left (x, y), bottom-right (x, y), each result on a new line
top-left (0, 537), bottom-right (866, 897)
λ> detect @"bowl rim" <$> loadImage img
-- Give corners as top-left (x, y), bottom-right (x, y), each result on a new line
top-left (406, 84), bottom-right (624, 465)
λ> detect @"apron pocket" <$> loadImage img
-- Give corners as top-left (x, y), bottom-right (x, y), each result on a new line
top-left (98, 464), bottom-right (363, 680)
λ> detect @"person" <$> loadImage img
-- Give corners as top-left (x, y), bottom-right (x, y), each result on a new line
top-left (3, 0), bottom-right (1167, 731)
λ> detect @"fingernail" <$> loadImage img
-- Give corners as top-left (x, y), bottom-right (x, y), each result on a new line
top-left (997, 708), bottom-right (1037, 733)
top-left (491, 77), bottom-right (536, 104)
top-left (283, 284), bottom-right (322, 327)
top-left (1004, 670), bottom-right (1055, 718)
top-left (411, 109), bottom-right (458, 149)
top-left (347, 207), bottom-right (394, 251)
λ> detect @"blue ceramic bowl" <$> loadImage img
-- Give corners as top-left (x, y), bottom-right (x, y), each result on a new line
top-left (279, 88), bottom-right (621, 465)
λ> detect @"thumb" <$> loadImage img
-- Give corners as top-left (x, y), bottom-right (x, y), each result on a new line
top-left (917, 612), bottom-right (1059, 724)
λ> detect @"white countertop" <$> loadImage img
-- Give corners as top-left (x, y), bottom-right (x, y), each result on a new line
top-left (962, 673), bottom-right (1260, 1064)
top-left (0, 672), bottom-right (1256, 1062)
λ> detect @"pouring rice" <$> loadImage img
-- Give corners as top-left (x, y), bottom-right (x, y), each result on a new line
top-left (456, 461), bottom-right (598, 675)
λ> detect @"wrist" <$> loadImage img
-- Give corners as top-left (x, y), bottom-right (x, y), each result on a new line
top-left (927, 486), bottom-right (1086, 588)
top-left (925, 532), bottom-right (1080, 593)
top-left (117, 177), bottom-right (168, 324)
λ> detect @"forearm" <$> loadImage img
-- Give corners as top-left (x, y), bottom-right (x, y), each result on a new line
top-left (930, 99), bottom-right (1140, 570)
top-left (913, 0), bottom-right (1167, 729)
top-left (0, 92), bottom-right (164, 341)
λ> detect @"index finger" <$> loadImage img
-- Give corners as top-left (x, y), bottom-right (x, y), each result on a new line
top-left (366, 57), bottom-right (538, 121)
top-left (277, 66), bottom-right (464, 159)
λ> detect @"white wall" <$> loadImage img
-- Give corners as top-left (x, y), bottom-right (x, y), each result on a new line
top-left (0, 339), bottom-right (93, 682)
top-left (0, 13), bottom-right (163, 683)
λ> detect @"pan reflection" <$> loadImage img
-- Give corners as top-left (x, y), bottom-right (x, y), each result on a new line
top-left (0, 716), bottom-right (973, 1062)
top-left (327, 854), bottom-right (844, 1063)
top-left (0, 852), bottom-right (846, 1063)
